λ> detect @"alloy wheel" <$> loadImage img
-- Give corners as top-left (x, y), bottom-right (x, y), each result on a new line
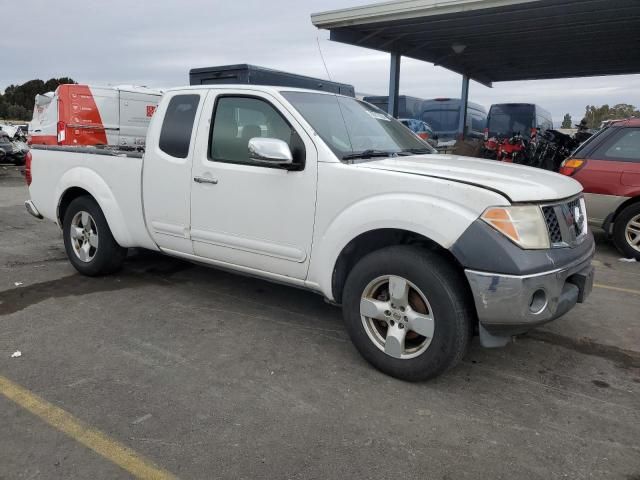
top-left (625, 214), bottom-right (640, 253)
top-left (70, 211), bottom-right (99, 262)
top-left (359, 275), bottom-right (435, 359)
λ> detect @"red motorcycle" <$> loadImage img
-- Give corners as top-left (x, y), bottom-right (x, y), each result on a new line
top-left (497, 133), bottom-right (527, 163)
top-left (481, 131), bottom-right (531, 164)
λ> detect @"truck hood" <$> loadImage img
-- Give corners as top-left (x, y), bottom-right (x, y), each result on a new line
top-left (357, 154), bottom-right (582, 202)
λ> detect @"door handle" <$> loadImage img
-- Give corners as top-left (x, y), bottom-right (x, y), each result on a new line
top-left (194, 176), bottom-right (218, 185)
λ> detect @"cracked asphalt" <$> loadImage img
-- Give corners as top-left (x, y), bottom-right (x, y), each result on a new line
top-left (1, 164), bottom-right (639, 479)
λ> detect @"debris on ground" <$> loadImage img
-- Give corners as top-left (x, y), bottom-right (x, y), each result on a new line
top-left (11, 351), bottom-right (22, 358)
top-left (131, 413), bottom-right (152, 425)
top-left (619, 258), bottom-right (638, 263)
top-left (14, 282), bottom-right (23, 286)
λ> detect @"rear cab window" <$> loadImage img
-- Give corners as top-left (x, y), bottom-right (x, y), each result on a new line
top-left (159, 94), bottom-right (200, 158)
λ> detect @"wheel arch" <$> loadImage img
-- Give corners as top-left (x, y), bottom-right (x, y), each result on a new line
top-left (58, 186), bottom-right (91, 225)
top-left (55, 167), bottom-right (134, 246)
top-left (604, 194), bottom-right (640, 233)
top-left (308, 192), bottom-right (487, 302)
top-left (613, 195), bottom-right (640, 222)
top-left (329, 228), bottom-right (464, 304)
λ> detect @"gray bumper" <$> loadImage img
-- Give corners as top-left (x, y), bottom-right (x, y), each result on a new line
top-left (465, 243), bottom-right (595, 338)
top-left (25, 200), bottom-right (43, 219)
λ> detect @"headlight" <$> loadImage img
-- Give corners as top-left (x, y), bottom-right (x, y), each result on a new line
top-left (481, 205), bottom-right (550, 249)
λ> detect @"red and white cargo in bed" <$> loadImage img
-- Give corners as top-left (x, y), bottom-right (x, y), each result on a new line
top-left (29, 84), bottom-right (161, 147)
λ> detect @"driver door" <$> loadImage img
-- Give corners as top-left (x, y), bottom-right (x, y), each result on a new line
top-left (189, 90), bottom-right (318, 280)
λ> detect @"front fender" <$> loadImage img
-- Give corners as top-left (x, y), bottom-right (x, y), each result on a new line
top-left (55, 167), bottom-right (134, 247)
top-left (308, 193), bottom-right (491, 300)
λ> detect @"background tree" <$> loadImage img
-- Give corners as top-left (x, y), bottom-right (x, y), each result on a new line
top-left (0, 77), bottom-right (76, 120)
top-left (583, 103), bottom-right (640, 129)
top-left (561, 113), bottom-right (573, 129)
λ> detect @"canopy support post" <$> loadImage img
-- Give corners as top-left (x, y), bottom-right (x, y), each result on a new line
top-left (458, 74), bottom-right (470, 140)
top-left (388, 52), bottom-right (401, 117)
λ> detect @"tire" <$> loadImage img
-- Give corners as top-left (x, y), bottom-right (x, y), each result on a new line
top-left (62, 196), bottom-right (127, 276)
top-left (612, 202), bottom-right (640, 260)
top-left (342, 245), bottom-right (474, 381)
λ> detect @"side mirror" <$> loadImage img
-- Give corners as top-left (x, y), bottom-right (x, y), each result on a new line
top-left (248, 137), bottom-right (293, 166)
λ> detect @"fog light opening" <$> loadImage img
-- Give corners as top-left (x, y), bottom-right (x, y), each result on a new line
top-left (529, 289), bottom-right (547, 314)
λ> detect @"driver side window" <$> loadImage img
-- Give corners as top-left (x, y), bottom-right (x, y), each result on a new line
top-left (208, 96), bottom-right (305, 167)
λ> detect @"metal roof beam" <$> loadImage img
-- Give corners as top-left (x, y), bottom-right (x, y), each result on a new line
top-left (351, 0), bottom-right (630, 35)
top-left (315, 0), bottom-right (640, 84)
top-left (312, 0), bottom-right (541, 29)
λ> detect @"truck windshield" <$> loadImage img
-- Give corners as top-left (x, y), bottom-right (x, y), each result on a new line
top-left (281, 91), bottom-right (434, 160)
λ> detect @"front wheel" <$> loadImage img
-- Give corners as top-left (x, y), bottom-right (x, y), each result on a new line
top-left (342, 246), bottom-right (474, 381)
top-left (62, 196), bottom-right (127, 276)
top-left (612, 203), bottom-right (640, 260)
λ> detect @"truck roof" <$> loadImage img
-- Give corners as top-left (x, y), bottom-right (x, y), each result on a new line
top-left (164, 84), bottom-right (341, 97)
top-left (188, 64), bottom-right (355, 97)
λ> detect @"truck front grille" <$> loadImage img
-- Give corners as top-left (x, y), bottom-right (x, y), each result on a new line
top-left (543, 206), bottom-right (562, 244)
top-left (541, 196), bottom-right (587, 248)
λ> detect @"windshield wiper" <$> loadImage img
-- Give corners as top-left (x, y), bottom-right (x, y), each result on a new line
top-left (400, 148), bottom-right (433, 155)
top-left (341, 149), bottom-right (397, 160)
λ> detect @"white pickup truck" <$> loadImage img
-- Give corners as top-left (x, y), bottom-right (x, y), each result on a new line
top-left (25, 85), bottom-right (595, 381)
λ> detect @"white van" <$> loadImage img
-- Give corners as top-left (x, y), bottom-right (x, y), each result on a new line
top-left (29, 84), bottom-right (161, 148)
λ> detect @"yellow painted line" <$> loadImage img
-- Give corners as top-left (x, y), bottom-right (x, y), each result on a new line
top-left (0, 375), bottom-right (177, 480)
top-left (594, 283), bottom-right (640, 296)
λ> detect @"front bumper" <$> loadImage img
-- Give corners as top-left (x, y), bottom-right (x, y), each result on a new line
top-left (465, 242), bottom-right (595, 338)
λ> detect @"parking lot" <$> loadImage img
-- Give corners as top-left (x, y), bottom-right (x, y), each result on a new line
top-left (1, 164), bottom-right (639, 479)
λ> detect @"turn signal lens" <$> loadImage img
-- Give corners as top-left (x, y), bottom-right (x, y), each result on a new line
top-left (481, 206), bottom-right (550, 249)
top-left (482, 208), bottom-right (519, 241)
top-left (559, 159), bottom-right (585, 176)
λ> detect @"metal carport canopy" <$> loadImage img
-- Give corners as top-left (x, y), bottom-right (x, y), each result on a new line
top-left (311, 0), bottom-right (640, 88)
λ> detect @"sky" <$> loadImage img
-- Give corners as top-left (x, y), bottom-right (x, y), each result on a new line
top-left (3, 0), bottom-right (639, 125)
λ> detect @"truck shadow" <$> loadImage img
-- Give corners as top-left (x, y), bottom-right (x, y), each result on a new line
top-left (0, 251), bottom-right (194, 316)
top-left (0, 249), bottom-right (341, 327)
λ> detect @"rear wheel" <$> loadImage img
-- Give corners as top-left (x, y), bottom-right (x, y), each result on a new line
top-left (341, 245), bottom-right (474, 381)
top-left (613, 203), bottom-right (640, 260)
top-left (62, 196), bottom-right (127, 276)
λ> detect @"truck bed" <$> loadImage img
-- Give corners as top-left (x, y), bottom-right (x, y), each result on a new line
top-left (29, 145), bottom-right (156, 250)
